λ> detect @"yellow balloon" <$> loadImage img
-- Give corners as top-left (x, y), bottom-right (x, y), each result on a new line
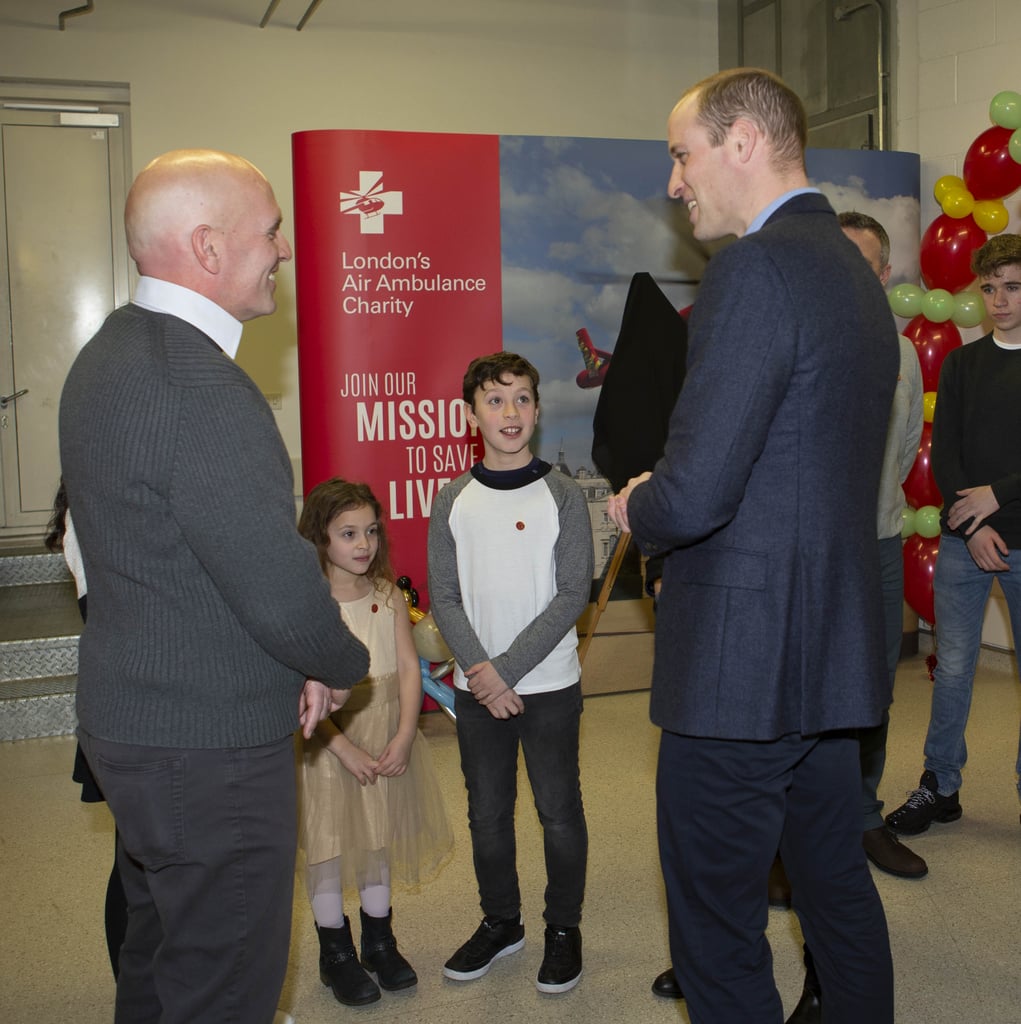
top-left (933, 174), bottom-right (966, 203)
top-left (972, 199), bottom-right (1009, 233)
top-left (941, 187), bottom-right (974, 219)
top-left (923, 391), bottom-right (937, 423)
top-left (412, 611), bottom-right (452, 662)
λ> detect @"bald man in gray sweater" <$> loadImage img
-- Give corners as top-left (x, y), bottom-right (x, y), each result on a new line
top-left (60, 149), bottom-right (368, 1024)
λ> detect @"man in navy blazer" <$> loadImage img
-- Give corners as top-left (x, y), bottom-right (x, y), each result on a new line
top-left (609, 69), bottom-right (896, 1023)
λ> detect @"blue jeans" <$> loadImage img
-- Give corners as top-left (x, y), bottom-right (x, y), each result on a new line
top-left (923, 534), bottom-right (1021, 795)
top-left (859, 534), bottom-right (906, 829)
top-left (454, 683), bottom-right (587, 926)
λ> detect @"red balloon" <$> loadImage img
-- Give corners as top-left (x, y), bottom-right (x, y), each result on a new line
top-left (902, 314), bottom-right (962, 392)
top-left (903, 534), bottom-right (940, 624)
top-left (963, 125), bottom-right (1021, 200)
top-left (919, 214), bottom-right (987, 292)
top-left (902, 422), bottom-right (943, 510)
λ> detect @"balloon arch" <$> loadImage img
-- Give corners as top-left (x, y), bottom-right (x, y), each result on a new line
top-left (890, 90), bottom-right (1021, 626)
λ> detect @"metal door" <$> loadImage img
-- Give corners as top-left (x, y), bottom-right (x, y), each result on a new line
top-left (0, 89), bottom-right (131, 537)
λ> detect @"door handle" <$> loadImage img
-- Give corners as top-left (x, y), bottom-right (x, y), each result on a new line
top-left (0, 389), bottom-right (28, 409)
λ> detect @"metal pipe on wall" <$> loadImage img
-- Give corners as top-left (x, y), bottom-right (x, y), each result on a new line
top-left (58, 1), bottom-right (94, 30)
top-left (834, 0), bottom-right (886, 150)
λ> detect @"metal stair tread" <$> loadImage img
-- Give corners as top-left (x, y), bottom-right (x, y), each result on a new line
top-left (0, 580), bottom-right (82, 643)
top-left (0, 674), bottom-right (78, 699)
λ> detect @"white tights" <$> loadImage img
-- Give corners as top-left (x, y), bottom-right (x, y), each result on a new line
top-left (306, 856), bottom-right (392, 928)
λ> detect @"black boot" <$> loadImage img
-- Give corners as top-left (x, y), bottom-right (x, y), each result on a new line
top-left (360, 907), bottom-right (417, 990)
top-left (317, 919), bottom-right (381, 1006)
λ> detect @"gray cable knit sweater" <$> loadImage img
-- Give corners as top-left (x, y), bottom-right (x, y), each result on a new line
top-left (59, 304), bottom-right (368, 749)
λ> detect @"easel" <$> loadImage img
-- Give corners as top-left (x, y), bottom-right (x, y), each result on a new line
top-left (577, 532), bottom-right (631, 666)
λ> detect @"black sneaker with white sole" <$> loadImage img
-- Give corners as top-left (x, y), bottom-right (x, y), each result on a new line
top-left (535, 924), bottom-right (582, 994)
top-left (443, 915), bottom-right (525, 981)
top-left (885, 769), bottom-right (962, 835)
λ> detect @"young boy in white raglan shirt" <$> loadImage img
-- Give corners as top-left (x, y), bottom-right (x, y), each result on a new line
top-left (428, 351), bottom-right (593, 995)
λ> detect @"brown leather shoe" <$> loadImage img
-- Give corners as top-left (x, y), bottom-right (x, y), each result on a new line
top-left (768, 854), bottom-right (792, 909)
top-left (651, 967), bottom-right (683, 999)
top-left (862, 825), bottom-right (928, 879)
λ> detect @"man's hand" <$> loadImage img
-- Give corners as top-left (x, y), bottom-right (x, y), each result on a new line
top-left (965, 525), bottom-right (1010, 572)
top-left (607, 471), bottom-right (652, 533)
top-left (298, 679), bottom-right (349, 739)
top-left (948, 485), bottom-right (1000, 534)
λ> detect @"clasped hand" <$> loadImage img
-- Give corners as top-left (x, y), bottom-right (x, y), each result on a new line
top-left (465, 660), bottom-right (524, 718)
top-left (607, 471), bottom-right (652, 533)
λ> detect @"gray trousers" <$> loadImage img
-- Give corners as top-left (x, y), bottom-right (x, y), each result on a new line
top-left (79, 730), bottom-right (297, 1024)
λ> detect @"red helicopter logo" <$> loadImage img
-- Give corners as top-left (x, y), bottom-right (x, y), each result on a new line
top-left (340, 172), bottom-right (403, 234)
top-left (341, 175), bottom-right (385, 216)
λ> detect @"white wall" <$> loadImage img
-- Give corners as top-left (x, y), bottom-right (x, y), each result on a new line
top-left (894, 0), bottom-right (1020, 650)
top-left (0, 0), bottom-right (718, 474)
top-left (895, 0), bottom-right (1021, 227)
top-left (4, 1), bottom-right (1013, 645)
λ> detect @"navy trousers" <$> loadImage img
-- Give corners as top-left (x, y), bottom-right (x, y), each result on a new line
top-left (658, 730), bottom-right (893, 1024)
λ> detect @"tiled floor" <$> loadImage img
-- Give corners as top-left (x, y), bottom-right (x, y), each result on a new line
top-left (1, 650), bottom-right (1019, 1023)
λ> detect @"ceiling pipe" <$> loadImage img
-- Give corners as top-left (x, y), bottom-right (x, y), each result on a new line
top-left (834, 0), bottom-right (886, 150)
top-left (260, 0), bottom-right (322, 31)
top-left (296, 0), bottom-right (323, 31)
top-left (58, 1), bottom-right (94, 30)
top-left (259, 0), bottom-right (281, 28)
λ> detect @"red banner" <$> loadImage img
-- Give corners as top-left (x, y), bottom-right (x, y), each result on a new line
top-left (292, 130), bottom-right (501, 597)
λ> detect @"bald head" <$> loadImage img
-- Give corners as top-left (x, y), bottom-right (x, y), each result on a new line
top-left (125, 149), bottom-right (291, 321)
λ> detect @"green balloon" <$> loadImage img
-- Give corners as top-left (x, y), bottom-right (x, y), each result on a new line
top-left (990, 90), bottom-right (1021, 130)
top-left (915, 505), bottom-right (942, 539)
top-left (1010, 128), bottom-right (1021, 166)
top-left (921, 288), bottom-right (955, 323)
top-left (952, 291), bottom-right (986, 328)
top-left (888, 283), bottom-right (923, 318)
top-left (900, 506), bottom-right (917, 539)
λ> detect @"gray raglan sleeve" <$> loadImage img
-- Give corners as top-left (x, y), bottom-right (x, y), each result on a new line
top-left (489, 471), bottom-right (594, 687)
top-left (427, 475), bottom-right (492, 671)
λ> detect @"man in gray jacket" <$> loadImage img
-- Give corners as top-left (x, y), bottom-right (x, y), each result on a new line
top-left (60, 150), bottom-right (369, 1024)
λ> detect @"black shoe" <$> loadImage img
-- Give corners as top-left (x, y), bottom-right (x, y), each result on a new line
top-left (360, 907), bottom-right (417, 991)
top-left (316, 920), bottom-right (381, 1006)
top-left (652, 967), bottom-right (684, 999)
top-left (862, 825), bottom-right (928, 879)
top-left (443, 915), bottom-right (525, 981)
top-left (785, 986), bottom-right (821, 1024)
top-left (885, 770), bottom-right (962, 835)
top-left (536, 924), bottom-right (582, 993)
